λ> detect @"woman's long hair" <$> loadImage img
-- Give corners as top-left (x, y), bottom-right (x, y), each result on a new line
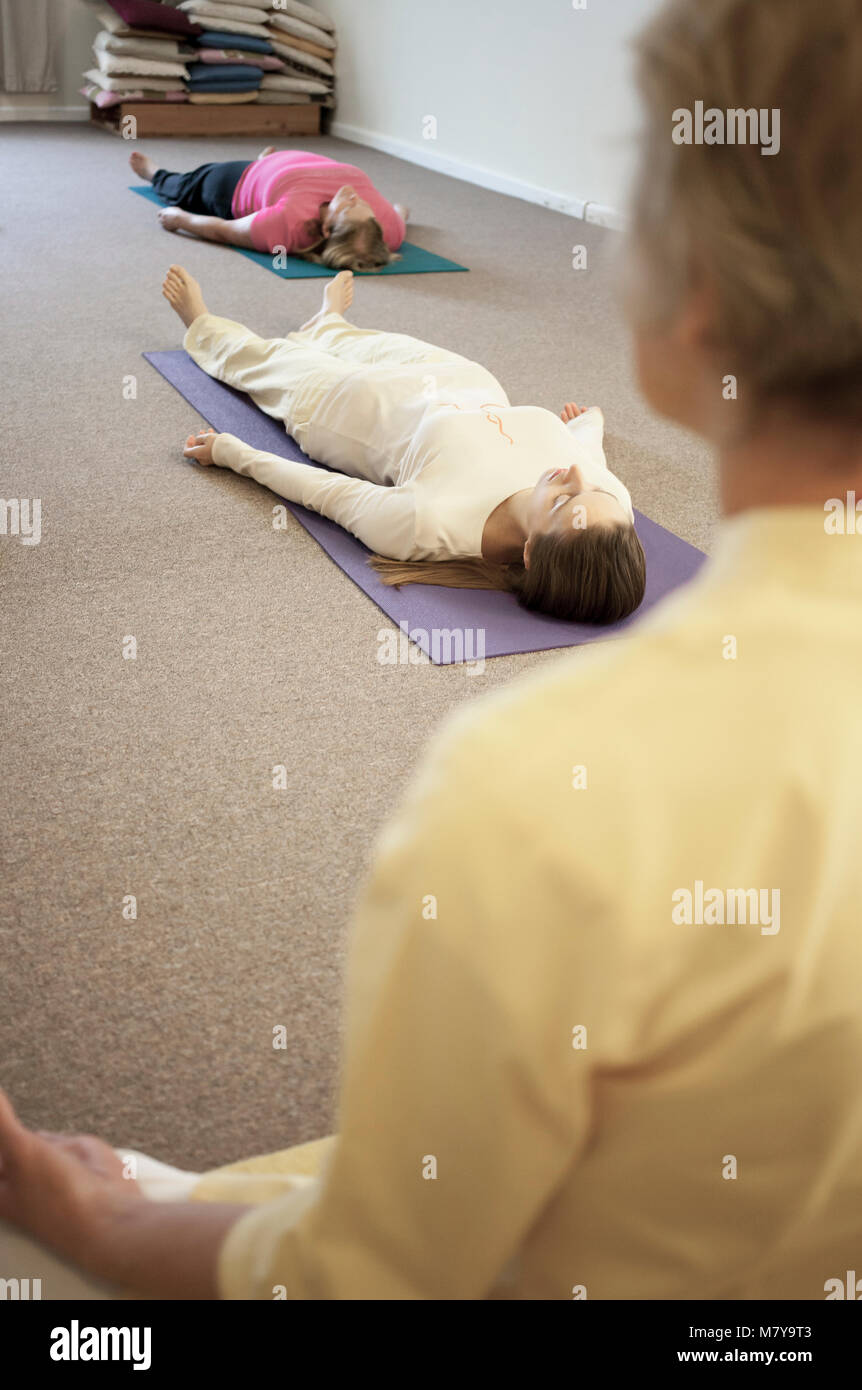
top-left (370, 524), bottom-right (647, 626)
top-left (299, 215), bottom-right (400, 272)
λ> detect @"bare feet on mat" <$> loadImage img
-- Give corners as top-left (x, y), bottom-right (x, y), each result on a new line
top-left (162, 264), bottom-right (208, 328)
top-left (129, 150), bottom-right (157, 181)
top-left (183, 427), bottom-right (218, 466)
top-left (257, 145), bottom-right (275, 160)
top-left (300, 270), bottom-right (354, 330)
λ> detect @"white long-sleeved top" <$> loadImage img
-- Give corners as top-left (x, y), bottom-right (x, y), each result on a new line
top-left (211, 399), bottom-right (634, 561)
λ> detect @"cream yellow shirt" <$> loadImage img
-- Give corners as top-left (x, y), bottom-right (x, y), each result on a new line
top-left (216, 506), bottom-right (862, 1299)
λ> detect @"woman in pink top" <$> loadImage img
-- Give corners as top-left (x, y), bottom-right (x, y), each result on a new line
top-left (129, 147), bottom-right (408, 272)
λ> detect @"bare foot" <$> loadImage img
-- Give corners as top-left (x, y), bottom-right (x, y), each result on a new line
top-left (257, 145), bottom-right (275, 160)
top-left (162, 264), bottom-right (208, 329)
top-left (129, 150), bottom-right (157, 181)
top-left (300, 270), bottom-right (354, 330)
top-left (323, 269), bottom-right (354, 317)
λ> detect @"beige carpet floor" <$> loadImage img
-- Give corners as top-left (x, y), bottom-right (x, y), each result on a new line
top-left (0, 125), bottom-right (716, 1169)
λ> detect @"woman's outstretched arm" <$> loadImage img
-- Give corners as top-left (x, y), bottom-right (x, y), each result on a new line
top-left (0, 1091), bottom-right (247, 1299)
top-left (189, 430), bottom-right (418, 561)
top-left (159, 209), bottom-right (257, 247)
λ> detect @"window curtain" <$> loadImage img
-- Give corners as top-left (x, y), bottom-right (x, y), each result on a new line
top-left (0, 0), bottom-right (58, 93)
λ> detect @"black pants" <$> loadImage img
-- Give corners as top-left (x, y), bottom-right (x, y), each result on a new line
top-left (151, 160), bottom-right (252, 218)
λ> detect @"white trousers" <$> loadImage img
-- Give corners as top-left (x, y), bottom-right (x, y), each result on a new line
top-left (183, 309), bottom-right (487, 472)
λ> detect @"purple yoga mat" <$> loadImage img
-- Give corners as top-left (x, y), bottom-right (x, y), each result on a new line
top-left (144, 349), bottom-right (706, 663)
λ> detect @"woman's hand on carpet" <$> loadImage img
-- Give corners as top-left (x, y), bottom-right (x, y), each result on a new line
top-left (0, 1088), bottom-right (143, 1271)
top-left (158, 206), bottom-right (185, 232)
top-left (184, 427), bottom-right (219, 465)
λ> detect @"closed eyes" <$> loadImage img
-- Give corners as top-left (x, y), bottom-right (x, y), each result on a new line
top-left (552, 488), bottom-right (622, 521)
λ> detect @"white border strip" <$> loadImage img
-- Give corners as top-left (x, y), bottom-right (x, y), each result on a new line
top-left (0, 105), bottom-right (89, 122)
top-left (330, 119), bottom-right (624, 226)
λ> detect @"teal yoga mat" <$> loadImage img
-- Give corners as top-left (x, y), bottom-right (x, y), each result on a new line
top-left (130, 184), bottom-right (468, 277)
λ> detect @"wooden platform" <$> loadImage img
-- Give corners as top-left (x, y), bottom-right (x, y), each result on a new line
top-left (89, 100), bottom-right (321, 138)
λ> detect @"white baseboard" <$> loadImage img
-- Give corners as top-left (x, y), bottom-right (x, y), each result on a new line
top-left (329, 119), bottom-right (623, 227)
top-left (583, 201), bottom-right (626, 231)
top-left (0, 106), bottom-right (89, 122)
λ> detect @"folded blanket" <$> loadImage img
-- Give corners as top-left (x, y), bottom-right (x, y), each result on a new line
top-left (101, 1), bottom-right (202, 36)
top-left (95, 49), bottom-right (190, 79)
top-left (93, 29), bottom-right (183, 60)
top-left (186, 79), bottom-right (262, 93)
top-left (179, 0), bottom-right (269, 21)
top-left (82, 83), bottom-right (188, 108)
top-left (178, 4), bottom-right (269, 35)
top-left (271, 31), bottom-right (332, 61)
top-left (255, 88), bottom-right (311, 104)
top-left (84, 67), bottom-right (185, 91)
top-left (97, 20), bottom-right (188, 42)
top-left (269, 12), bottom-right (335, 50)
top-left (187, 15), bottom-right (270, 38)
top-left (259, 70), bottom-right (329, 94)
top-left (274, 0), bottom-right (335, 33)
top-left (186, 62), bottom-right (263, 83)
top-left (188, 89), bottom-right (258, 103)
top-left (266, 37), bottom-right (333, 78)
top-left (195, 48), bottom-right (284, 69)
top-left (195, 30), bottom-right (273, 53)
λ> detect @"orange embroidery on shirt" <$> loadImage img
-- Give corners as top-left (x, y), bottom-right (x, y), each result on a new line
top-left (484, 413), bottom-right (513, 445)
top-left (438, 400), bottom-right (513, 443)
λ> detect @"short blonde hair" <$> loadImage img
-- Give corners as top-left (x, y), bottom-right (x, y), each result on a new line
top-left (627, 0), bottom-right (862, 421)
top-left (302, 216), bottom-right (400, 273)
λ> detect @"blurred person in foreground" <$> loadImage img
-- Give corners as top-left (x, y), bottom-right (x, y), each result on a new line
top-left (3, 0), bottom-right (862, 1299)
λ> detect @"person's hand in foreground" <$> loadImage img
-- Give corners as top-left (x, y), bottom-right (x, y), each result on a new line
top-left (0, 1090), bottom-right (249, 1299)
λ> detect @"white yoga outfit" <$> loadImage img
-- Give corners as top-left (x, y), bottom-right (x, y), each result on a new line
top-left (184, 311), bottom-right (635, 560)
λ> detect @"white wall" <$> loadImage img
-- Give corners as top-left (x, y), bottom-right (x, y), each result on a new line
top-left (325, 0), bottom-right (660, 224)
top-left (0, 0), bottom-right (100, 120)
top-left (1, 0), bottom-right (659, 222)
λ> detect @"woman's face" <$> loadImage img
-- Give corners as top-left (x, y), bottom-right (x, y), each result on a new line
top-left (524, 464), bottom-right (629, 565)
top-left (323, 185), bottom-right (374, 233)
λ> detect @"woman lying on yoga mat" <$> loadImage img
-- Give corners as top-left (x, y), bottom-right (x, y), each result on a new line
top-left (162, 265), bottom-right (645, 624)
top-left (130, 147), bottom-right (408, 272)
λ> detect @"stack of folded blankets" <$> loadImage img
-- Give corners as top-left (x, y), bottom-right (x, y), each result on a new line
top-left (178, 0), bottom-right (336, 105)
top-left (81, 3), bottom-right (200, 109)
top-left (180, 1), bottom-right (277, 104)
top-left (81, 0), bottom-right (336, 112)
top-left (260, 0), bottom-right (336, 106)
